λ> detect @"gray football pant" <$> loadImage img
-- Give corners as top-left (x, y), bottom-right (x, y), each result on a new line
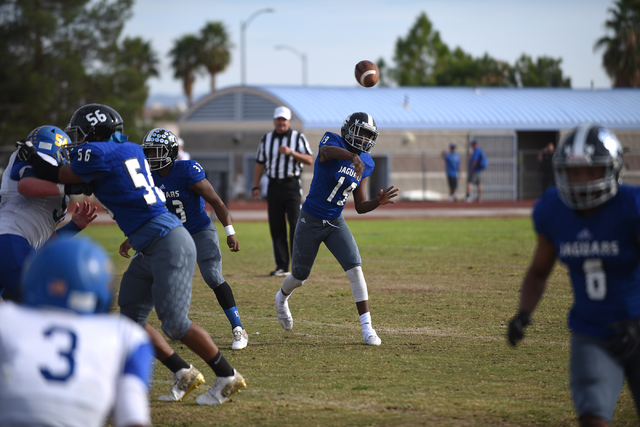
top-left (192, 223), bottom-right (225, 289)
top-left (570, 332), bottom-right (640, 421)
top-left (291, 210), bottom-right (361, 281)
top-left (119, 226), bottom-right (196, 340)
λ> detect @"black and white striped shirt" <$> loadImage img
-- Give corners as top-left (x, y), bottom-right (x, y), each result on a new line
top-left (255, 129), bottom-right (313, 180)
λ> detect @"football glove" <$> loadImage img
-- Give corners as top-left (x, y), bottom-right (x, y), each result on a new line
top-left (607, 317), bottom-right (640, 359)
top-left (16, 139), bottom-right (37, 162)
top-left (64, 183), bottom-right (94, 196)
top-left (507, 311), bottom-right (531, 347)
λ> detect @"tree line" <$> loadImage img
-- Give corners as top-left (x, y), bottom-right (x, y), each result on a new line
top-left (377, 12), bottom-right (571, 88)
top-left (0, 0), bottom-right (638, 146)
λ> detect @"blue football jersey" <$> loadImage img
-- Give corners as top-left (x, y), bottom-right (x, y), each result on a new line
top-left (69, 141), bottom-right (170, 236)
top-left (302, 132), bottom-right (375, 220)
top-left (533, 185), bottom-right (640, 338)
top-left (151, 160), bottom-right (211, 234)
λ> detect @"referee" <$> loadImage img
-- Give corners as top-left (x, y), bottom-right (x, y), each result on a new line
top-left (252, 106), bottom-right (313, 277)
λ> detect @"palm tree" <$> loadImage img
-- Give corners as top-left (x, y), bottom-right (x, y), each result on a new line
top-left (120, 37), bottom-right (159, 80)
top-left (594, 0), bottom-right (640, 87)
top-left (198, 22), bottom-right (232, 92)
top-left (169, 35), bottom-right (201, 106)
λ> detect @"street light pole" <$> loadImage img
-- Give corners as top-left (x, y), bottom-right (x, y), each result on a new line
top-left (275, 45), bottom-right (307, 86)
top-left (241, 8), bottom-right (274, 86)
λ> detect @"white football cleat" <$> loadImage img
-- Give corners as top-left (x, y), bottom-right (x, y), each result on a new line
top-left (195, 370), bottom-right (247, 406)
top-left (158, 364), bottom-right (205, 402)
top-left (231, 326), bottom-right (248, 350)
top-left (275, 292), bottom-right (293, 331)
top-left (364, 331), bottom-right (382, 346)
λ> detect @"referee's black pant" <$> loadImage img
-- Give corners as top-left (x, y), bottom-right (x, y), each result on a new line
top-left (267, 178), bottom-right (302, 272)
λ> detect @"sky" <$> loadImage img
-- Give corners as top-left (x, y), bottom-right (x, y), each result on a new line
top-left (122, 0), bottom-right (616, 99)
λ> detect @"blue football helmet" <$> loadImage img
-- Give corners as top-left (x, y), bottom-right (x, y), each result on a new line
top-left (21, 237), bottom-right (114, 315)
top-left (341, 112), bottom-right (378, 153)
top-left (141, 128), bottom-right (180, 171)
top-left (25, 125), bottom-right (71, 166)
top-left (553, 123), bottom-right (624, 210)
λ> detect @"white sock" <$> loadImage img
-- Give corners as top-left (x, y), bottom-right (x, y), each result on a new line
top-left (282, 274), bottom-right (304, 295)
top-left (359, 312), bottom-right (374, 338)
top-left (277, 289), bottom-right (293, 305)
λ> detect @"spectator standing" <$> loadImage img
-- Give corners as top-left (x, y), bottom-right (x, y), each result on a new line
top-left (442, 143), bottom-right (460, 201)
top-left (466, 140), bottom-right (487, 202)
top-left (252, 106), bottom-right (313, 277)
top-left (538, 142), bottom-right (555, 193)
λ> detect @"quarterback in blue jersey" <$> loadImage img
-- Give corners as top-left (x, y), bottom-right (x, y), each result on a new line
top-left (507, 124), bottom-right (640, 426)
top-left (119, 128), bottom-right (248, 351)
top-left (1, 125), bottom-right (96, 302)
top-left (16, 104), bottom-right (246, 406)
top-left (275, 112), bottom-right (399, 346)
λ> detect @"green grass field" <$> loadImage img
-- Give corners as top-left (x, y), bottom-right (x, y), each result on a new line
top-left (86, 217), bottom-right (638, 426)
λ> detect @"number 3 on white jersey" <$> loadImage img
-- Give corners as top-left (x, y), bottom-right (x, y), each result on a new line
top-left (124, 158), bottom-right (166, 205)
top-left (583, 258), bottom-right (607, 300)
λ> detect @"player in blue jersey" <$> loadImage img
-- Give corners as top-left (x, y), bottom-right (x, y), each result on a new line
top-left (118, 128), bottom-right (248, 350)
top-left (1, 125), bottom-right (96, 302)
top-left (0, 237), bottom-right (154, 427)
top-left (274, 112), bottom-right (399, 346)
top-left (16, 104), bottom-right (246, 406)
top-left (507, 124), bottom-right (640, 426)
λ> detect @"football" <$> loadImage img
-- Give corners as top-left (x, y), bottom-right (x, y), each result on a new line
top-left (354, 60), bottom-right (379, 87)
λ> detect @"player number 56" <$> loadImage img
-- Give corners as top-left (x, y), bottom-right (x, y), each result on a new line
top-left (85, 110), bottom-right (107, 126)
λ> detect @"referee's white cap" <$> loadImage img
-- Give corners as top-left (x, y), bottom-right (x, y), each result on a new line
top-left (274, 106), bottom-right (292, 120)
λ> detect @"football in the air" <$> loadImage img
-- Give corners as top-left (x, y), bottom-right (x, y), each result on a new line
top-left (355, 60), bottom-right (379, 87)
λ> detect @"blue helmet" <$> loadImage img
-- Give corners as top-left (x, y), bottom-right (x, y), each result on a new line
top-left (21, 237), bottom-right (114, 314)
top-left (25, 125), bottom-right (71, 165)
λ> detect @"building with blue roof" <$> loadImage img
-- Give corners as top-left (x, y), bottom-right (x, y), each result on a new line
top-left (177, 86), bottom-right (640, 201)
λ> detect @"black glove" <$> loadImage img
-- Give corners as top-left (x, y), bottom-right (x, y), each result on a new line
top-left (507, 311), bottom-right (531, 347)
top-left (64, 183), bottom-right (94, 196)
top-left (16, 139), bottom-right (37, 162)
top-left (607, 317), bottom-right (640, 359)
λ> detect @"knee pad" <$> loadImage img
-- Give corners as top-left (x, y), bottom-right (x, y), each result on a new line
top-left (346, 266), bottom-right (368, 303)
top-left (291, 266), bottom-right (311, 282)
top-left (282, 274), bottom-right (305, 295)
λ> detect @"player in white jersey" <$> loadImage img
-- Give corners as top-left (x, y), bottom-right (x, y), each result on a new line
top-left (0, 237), bottom-right (155, 427)
top-left (0, 125), bottom-right (95, 301)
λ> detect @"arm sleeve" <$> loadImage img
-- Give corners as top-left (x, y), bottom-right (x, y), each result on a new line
top-left (112, 332), bottom-right (154, 427)
top-left (56, 220), bottom-right (82, 238)
top-left (255, 135), bottom-right (267, 164)
top-left (187, 161), bottom-right (206, 187)
top-left (112, 375), bottom-right (152, 427)
top-left (296, 132), bottom-right (313, 155)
